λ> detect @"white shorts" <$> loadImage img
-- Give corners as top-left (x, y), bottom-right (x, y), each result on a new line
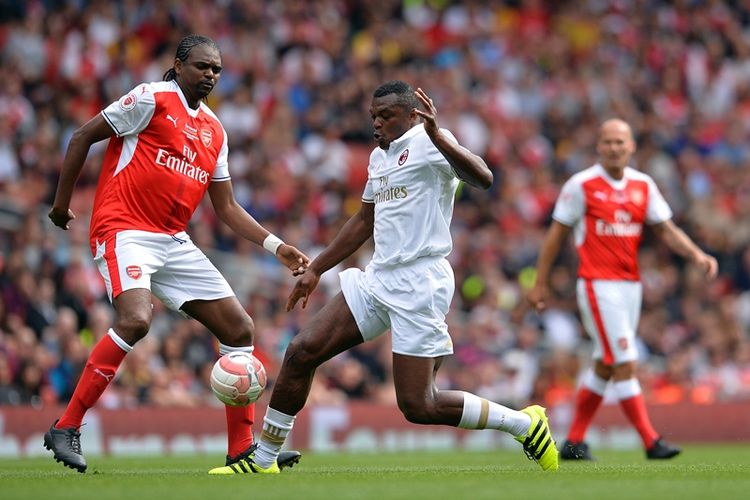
top-left (339, 257), bottom-right (455, 358)
top-left (576, 278), bottom-right (642, 365)
top-left (93, 230), bottom-right (234, 312)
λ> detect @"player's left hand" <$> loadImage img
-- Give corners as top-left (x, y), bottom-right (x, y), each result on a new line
top-left (276, 244), bottom-right (310, 276)
top-left (286, 269), bottom-right (321, 311)
top-left (414, 87), bottom-right (439, 137)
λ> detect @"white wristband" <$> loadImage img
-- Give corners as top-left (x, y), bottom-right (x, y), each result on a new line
top-left (262, 234), bottom-right (284, 255)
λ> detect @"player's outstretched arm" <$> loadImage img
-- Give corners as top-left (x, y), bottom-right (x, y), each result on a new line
top-left (650, 219), bottom-right (719, 279)
top-left (286, 202), bottom-right (374, 311)
top-left (49, 115), bottom-right (115, 230)
top-left (413, 87), bottom-right (493, 190)
top-left (208, 181), bottom-right (310, 275)
top-left (527, 221), bottom-right (572, 312)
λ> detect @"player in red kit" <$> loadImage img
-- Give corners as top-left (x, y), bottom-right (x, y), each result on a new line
top-left (527, 119), bottom-right (718, 461)
top-left (45, 35), bottom-right (309, 473)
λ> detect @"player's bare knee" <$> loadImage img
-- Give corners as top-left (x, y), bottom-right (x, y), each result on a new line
top-left (115, 311), bottom-right (151, 344)
top-left (398, 398), bottom-right (434, 424)
top-left (229, 316), bottom-right (255, 346)
top-left (284, 335), bottom-right (322, 371)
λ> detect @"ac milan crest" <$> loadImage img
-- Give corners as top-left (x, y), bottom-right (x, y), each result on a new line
top-left (200, 128), bottom-right (212, 148)
top-left (126, 265), bottom-right (142, 280)
top-left (398, 148), bottom-right (409, 166)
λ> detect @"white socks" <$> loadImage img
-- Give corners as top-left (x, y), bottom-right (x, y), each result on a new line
top-left (457, 392), bottom-right (531, 437)
top-left (254, 407), bottom-right (296, 468)
top-left (612, 378), bottom-right (641, 400)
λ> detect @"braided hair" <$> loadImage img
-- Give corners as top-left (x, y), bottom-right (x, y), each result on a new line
top-left (163, 34), bottom-right (220, 81)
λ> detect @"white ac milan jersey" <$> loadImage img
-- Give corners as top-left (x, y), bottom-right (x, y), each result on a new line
top-left (91, 81), bottom-right (229, 248)
top-left (362, 124), bottom-right (460, 268)
top-left (552, 164), bottom-right (672, 280)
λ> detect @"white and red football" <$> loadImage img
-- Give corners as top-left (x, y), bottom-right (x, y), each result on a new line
top-left (209, 351), bottom-right (267, 406)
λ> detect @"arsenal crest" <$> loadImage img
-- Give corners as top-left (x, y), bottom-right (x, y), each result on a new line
top-left (398, 148), bottom-right (409, 166)
top-left (118, 93), bottom-right (137, 112)
top-left (630, 189), bottom-right (645, 206)
top-left (200, 128), bottom-right (212, 148)
top-left (126, 265), bottom-right (142, 280)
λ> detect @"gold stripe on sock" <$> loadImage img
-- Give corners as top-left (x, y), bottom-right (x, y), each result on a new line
top-left (261, 429), bottom-right (287, 445)
top-left (478, 399), bottom-right (490, 429)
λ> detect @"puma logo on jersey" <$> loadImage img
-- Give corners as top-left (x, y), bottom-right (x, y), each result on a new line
top-left (94, 368), bottom-right (114, 382)
top-left (593, 191), bottom-right (607, 202)
top-left (166, 114), bottom-right (179, 128)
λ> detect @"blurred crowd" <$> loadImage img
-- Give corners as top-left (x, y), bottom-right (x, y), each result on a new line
top-left (2, 0), bottom-right (750, 413)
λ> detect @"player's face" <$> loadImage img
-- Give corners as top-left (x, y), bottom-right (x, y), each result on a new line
top-left (597, 123), bottom-right (635, 171)
top-left (176, 44), bottom-right (222, 100)
top-left (369, 94), bottom-right (416, 150)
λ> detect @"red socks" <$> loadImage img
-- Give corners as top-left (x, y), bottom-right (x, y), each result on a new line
top-left (225, 404), bottom-right (255, 457)
top-left (56, 333), bottom-right (128, 429)
top-left (566, 387), bottom-right (604, 442)
top-left (619, 393), bottom-right (659, 448)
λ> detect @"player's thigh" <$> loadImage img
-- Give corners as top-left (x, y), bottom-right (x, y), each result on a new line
top-left (93, 230), bottom-right (167, 301)
top-left (151, 236), bottom-right (234, 313)
top-left (339, 267), bottom-right (390, 344)
top-left (289, 293), bottom-right (367, 366)
top-left (392, 353), bottom-right (440, 408)
top-left (181, 295), bottom-right (252, 346)
top-left (577, 279), bottom-right (641, 365)
top-left (384, 259), bottom-right (455, 358)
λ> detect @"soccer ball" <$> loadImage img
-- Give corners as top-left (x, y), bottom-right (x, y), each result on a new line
top-left (210, 351), bottom-right (267, 406)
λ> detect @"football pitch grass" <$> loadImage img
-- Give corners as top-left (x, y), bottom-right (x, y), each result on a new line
top-left (2, 445), bottom-right (749, 500)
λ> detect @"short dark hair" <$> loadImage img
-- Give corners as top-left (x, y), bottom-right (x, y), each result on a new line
top-left (373, 80), bottom-right (419, 110)
top-left (163, 34), bottom-right (220, 81)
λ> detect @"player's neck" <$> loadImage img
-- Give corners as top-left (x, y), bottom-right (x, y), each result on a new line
top-left (176, 81), bottom-right (200, 109)
top-left (602, 164), bottom-right (625, 180)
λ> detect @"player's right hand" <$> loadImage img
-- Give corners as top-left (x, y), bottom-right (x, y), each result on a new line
top-left (526, 284), bottom-right (549, 313)
top-left (48, 206), bottom-right (75, 230)
top-left (286, 269), bottom-right (321, 311)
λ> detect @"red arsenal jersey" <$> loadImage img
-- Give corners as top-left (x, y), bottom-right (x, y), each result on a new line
top-left (90, 81), bottom-right (230, 244)
top-left (552, 164), bottom-right (672, 281)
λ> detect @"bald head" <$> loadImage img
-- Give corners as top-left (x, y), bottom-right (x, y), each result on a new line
top-left (597, 118), bottom-right (635, 178)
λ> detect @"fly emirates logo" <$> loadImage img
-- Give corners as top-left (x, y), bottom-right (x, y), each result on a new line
top-left (154, 145), bottom-right (210, 184)
top-left (595, 209), bottom-right (642, 237)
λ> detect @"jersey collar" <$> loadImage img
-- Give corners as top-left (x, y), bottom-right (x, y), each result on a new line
top-left (387, 123), bottom-right (423, 152)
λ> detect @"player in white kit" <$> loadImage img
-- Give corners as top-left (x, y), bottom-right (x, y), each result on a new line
top-left (208, 81), bottom-right (558, 475)
top-left (527, 119), bottom-right (718, 460)
top-left (44, 35), bottom-right (307, 474)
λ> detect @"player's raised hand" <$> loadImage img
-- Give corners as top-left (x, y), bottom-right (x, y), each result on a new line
top-left (526, 284), bottom-right (549, 313)
top-left (414, 87), bottom-right (439, 137)
top-left (286, 270), bottom-right (320, 311)
top-left (276, 244), bottom-right (311, 276)
top-left (48, 206), bottom-right (75, 230)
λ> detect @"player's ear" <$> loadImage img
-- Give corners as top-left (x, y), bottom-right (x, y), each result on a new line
top-left (173, 58), bottom-right (183, 76)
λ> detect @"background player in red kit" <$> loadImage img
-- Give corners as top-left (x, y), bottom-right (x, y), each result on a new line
top-left (44, 35), bottom-right (309, 473)
top-left (527, 119), bottom-right (718, 461)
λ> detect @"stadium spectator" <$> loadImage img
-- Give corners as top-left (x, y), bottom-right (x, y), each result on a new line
top-left (0, 0), bottom-right (748, 451)
top-left (220, 81), bottom-right (559, 476)
top-left (42, 34), bottom-right (308, 474)
top-left (527, 119), bottom-right (718, 460)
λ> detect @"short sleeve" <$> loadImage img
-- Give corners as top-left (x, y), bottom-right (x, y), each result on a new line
top-left (362, 175), bottom-right (375, 202)
top-left (645, 177), bottom-right (673, 224)
top-left (212, 127), bottom-right (230, 181)
top-left (426, 128), bottom-right (458, 177)
top-left (101, 83), bottom-right (156, 137)
top-left (552, 177), bottom-right (584, 226)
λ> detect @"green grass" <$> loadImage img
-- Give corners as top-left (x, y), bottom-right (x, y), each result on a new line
top-left (1, 445), bottom-right (749, 500)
